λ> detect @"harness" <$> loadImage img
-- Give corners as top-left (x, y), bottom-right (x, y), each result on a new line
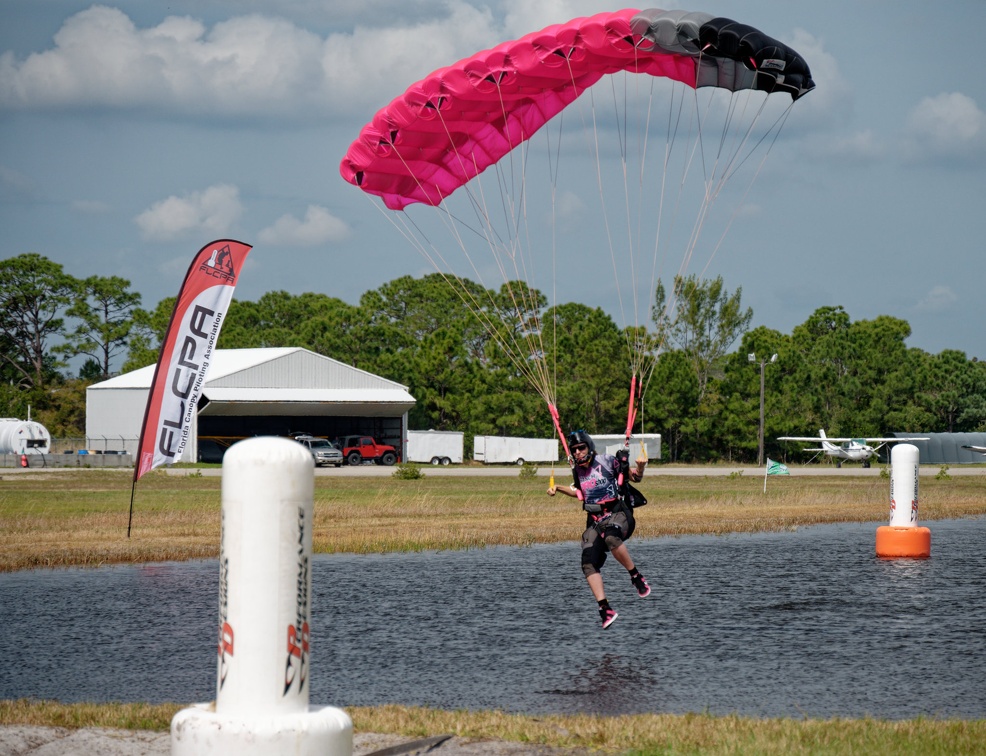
top-left (574, 454), bottom-right (622, 515)
top-left (547, 375), bottom-right (646, 511)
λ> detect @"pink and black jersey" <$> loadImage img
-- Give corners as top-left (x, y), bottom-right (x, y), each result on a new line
top-left (575, 453), bottom-right (622, 512)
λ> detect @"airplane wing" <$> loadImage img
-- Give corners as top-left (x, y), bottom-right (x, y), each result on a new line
top-left (778, 436), bottom-right (929, 443)
top-left (962, 445), bottom-right (986, 453)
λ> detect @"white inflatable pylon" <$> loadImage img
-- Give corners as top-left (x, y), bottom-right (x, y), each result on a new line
top-left (876, 443), bottom-right (931, 558)
top-left (170, 436), bottom-right (353, 755)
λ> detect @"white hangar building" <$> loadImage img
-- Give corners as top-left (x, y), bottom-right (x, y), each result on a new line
top-left (86, 347), bottom-right (416, 462)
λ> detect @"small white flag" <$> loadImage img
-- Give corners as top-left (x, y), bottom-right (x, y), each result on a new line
top-left (766, 458), bottom-right (790, 476)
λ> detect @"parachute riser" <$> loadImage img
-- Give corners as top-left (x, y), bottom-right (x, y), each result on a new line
top-left (548, 403), bottom-right (584, 501)
top-left (624, 374), bottom-right (638, 450)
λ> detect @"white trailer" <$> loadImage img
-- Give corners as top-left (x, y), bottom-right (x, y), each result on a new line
top-left (473, 435), bottom-right (559, 465)
top-left (592, 433), bottom-right (662, 460)
top-left (405, 430), bottom-right (464, 465)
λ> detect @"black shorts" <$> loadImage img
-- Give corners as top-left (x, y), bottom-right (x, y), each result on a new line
top-left (581, 508), bottom-right (635, 572)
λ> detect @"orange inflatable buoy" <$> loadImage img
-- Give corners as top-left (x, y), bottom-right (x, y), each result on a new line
top-left (878, 444), bottom-right (931, 558)
top-left (876, 525), bottom-right (931, 558)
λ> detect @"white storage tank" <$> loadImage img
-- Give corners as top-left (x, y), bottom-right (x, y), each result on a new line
top-left (0, 418), bottom-right (52, 455)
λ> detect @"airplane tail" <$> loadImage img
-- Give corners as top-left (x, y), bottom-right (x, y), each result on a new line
top-left (818, 429), bottom-right (838, 452)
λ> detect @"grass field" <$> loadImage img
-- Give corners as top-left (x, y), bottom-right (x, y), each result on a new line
top-left (2, 699), bottom-right (985, 755)
top-left (1, 468), bottom-right (984, 572)
top-left (2, 468), bottom-right (984, 754)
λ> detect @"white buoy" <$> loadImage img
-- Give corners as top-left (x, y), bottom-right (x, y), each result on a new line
top-left (876, 443), bottom-right (931, 558)
top-left (171, 436), bottom-right (353, 755)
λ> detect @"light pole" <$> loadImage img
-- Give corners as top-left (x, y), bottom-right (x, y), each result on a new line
top-left (748, 352), bottom-right (777, 467)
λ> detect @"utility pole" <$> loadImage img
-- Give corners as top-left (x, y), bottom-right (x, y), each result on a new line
top-left (748, 352), bottom-right (777, 467)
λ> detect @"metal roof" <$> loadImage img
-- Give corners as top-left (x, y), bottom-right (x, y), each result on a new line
top-left (88, 347), bottom-right (415, 418)
top-left (89, 348), bottom-right (300, 389)
top-left (90, 348), bottom-right (409, 391)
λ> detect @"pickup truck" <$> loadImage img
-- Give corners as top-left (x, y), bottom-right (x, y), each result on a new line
top-left (334, 435), bottom-right (398, 466)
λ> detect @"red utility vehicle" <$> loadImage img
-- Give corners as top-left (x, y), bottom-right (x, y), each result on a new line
top-left (334, 435), bottom-right (398, 466)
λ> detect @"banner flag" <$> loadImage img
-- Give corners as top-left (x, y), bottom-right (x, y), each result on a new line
top-left (763, 457), bottom-right (789, 494)
top-left (766, 458), bottom-right (790, 476)
top-left (133, 239), bottom-right (252, 482)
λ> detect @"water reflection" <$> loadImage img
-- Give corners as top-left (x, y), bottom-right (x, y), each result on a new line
top-left (538, 654), bottom-right (665, 716)
top-left (1, 519), bottom-right (984, 719)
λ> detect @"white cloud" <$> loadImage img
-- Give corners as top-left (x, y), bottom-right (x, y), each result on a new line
top-left (135, 184), bottom-right (243, 241)
top-left (0, 3), bottom-right (498, 118)
top-left (0, 7), bottom-right (326, 114)
top-left (915, 285), bottom-right (958, 313)
top-left (812, 129), bottom-right (886, 162)
top-left (735, 202), bottom-right (763, 219)
top-left (902, 92), bottom-right (986, 161)
top-left (258, 205), bottom-right (350, 246)
top-left (320, 2), bottom-right (497, 111)
top-left (0, 2), bottom-right (859, 134)
top-left (554, 190), bottom-right (586, 221)
top-left (501, 0), bottom-right (610, 38)
top-left (782, 29), bottom-right (852, 134)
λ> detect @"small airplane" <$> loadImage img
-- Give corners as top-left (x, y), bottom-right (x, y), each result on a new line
top-left (777, 429), bottom-right (929, 468)
top-left (962, 445), bottom-right (986, 454)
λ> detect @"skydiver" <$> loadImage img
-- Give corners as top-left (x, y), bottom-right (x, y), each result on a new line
top-left (547, 430), bottom-right (650, 629)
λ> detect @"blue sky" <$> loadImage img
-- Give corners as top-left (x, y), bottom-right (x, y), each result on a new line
top-left (1, 1), bottom-right (984, 367)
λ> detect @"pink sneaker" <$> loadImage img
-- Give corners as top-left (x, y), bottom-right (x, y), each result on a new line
top-left (599, 606), bottom-right (619, 629)
top-left (631, 572), bottom-right (651, 598)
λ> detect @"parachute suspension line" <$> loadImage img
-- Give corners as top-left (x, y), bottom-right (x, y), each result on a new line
top-left (577, 78), bottom-right (630, 366)
top-left (639, 81), bottom-right (721, 408)
top-left (641, 94), bottom-right (785, 399)
top-left (663, 80), bottom-right (751, 323)
top-left (397, 104), bottom-right (555, 406)
top-left (683, 83), bottom-right (787, 279)
top-left (658, 85), bottom-right (708, 318)
top-left (630, 58), bottom-right (658, 364)
top-left (364, 168), bottom-right (555, 406)
top-left (697, 100), bottom-right (797, 278)
top-left (547, 110), bottom-right (567, 417)
top-left (596, 62), bottom-right (665, 439)
top-left (552, 55), bottom-right (625, 342)
top-left (578, 74), bottom-right (648, 452)
top-left (645, 80), bottom-right (687, 361)
top-left (405, 84), bottom-right (572, 413)
top-left (705, 91), bottom-right (771, 205)
top-left (642, 80), bottom-right (704, 396)
top-left (450, 77), bottom-right (557, 403)
top-left (486, 81), bottom-right (558, 402)
top-left (603, 72), bottom-right (636, 377)
top-left (715, 96), bottom-right (795, 194)
top-left (606, 70), bottom-right (649, 441)
top-left (606, 70), bottom-right (646, 380)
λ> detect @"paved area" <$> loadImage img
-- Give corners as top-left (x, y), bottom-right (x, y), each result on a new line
top-left (151, 463), bottom-right (986, 478)
top-left (0, 726), bottom-right (591, 755)
top-left (2, 463), bottom-right (985, 478)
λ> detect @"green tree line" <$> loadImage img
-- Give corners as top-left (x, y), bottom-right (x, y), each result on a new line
top-left (2, 252), bottom-right (984, 461)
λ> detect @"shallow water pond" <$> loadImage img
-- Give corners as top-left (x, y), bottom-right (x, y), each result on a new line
top-left (2, 518), bottom-right (984, 719)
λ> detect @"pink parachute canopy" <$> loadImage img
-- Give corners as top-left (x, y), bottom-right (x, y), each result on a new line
top-left (340, 8), bottom-right (814, 211)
